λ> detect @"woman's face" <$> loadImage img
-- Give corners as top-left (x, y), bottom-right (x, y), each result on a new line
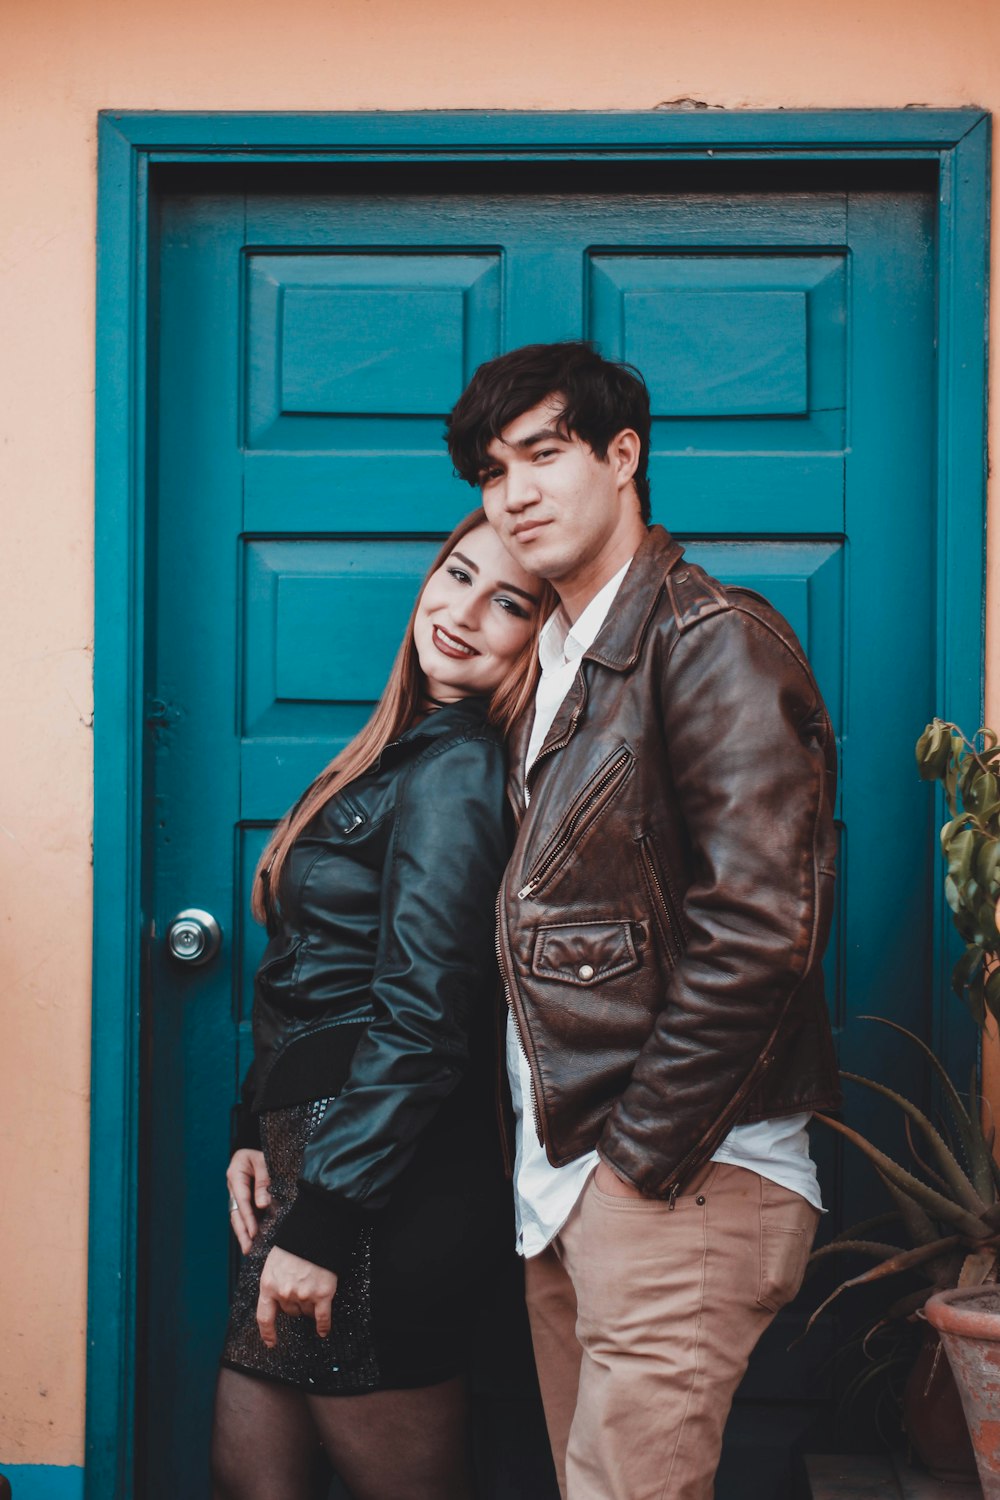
top-left (414, 523), bottom-right (544, 701)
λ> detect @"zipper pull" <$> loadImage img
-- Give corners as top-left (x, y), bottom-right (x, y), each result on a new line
top-left (342, 813), bottom-right (364, 835)
top-left (517, 880), bottom-right (537, 900)
top-left (667, 1183), bottom-right (680, 1211)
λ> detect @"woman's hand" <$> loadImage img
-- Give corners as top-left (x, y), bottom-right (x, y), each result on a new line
top-left (256, 1246), bottom-right (338, 1348)
top-left (227, 1148), bottom-right (272, 1254)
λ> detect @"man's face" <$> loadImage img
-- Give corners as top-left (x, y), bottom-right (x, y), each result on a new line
top-left (478, 397), bottom-right (637, 587)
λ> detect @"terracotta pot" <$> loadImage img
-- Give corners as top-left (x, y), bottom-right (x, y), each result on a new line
top-left (925, 1286), bottom-right (1000, 1498)
top-left (903, 1323), bottom-right (979, 1482)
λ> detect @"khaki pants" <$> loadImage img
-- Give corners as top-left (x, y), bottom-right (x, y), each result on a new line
top-left (524, 1162), bottom-right (819, 1500)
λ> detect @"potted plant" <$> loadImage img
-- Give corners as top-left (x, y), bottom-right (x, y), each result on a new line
top-left (805, 1015), bottom-right (999, 1477)
top-left (916, 719), bottom-right (1000, 1023)
top-left (802, 721), bottom-right (1000, 1482)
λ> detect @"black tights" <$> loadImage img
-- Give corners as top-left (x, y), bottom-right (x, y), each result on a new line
top-left (210, 1366), bottom-right (476, 1500)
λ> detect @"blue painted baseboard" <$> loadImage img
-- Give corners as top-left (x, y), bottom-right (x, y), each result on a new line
top-left (0, 1466), bottom-right (83, 1500)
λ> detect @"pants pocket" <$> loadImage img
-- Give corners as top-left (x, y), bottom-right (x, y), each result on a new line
top-left (756, 1179), bottom-right (819, 1313)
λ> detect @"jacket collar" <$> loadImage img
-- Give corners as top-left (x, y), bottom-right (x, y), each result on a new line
top-left (583, 525), bottom-right (685, 672)
top-left (371, 695), bottom-right (491, 774)
top-left (505, 526), bottom-right (686, 811)
top-left (396, 693), bottom-right (491, 747)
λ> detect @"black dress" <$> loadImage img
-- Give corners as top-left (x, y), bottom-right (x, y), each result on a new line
top-left (221, 699), bottom-right (513, 1394)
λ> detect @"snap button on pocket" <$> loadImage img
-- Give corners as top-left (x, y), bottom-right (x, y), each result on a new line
top-left (531, 921), bottom-right (641, 986)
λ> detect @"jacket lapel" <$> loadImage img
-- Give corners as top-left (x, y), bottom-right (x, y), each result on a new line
top-left (510, 527), bottom-right (687, 813)
top-left (584, 525), bottom-right (686, 671)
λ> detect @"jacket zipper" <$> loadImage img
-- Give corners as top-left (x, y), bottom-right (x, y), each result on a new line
top-left (495, 889), bottom-right (545, 1146)
top-left (523, 679), bottom-right (588, 794)
top-left (518, 746), bottom-right (633, 900)
top-left (663, 1051), bottom-right (776, 1208)
top-left (639, 835), bottom-right (683, 965)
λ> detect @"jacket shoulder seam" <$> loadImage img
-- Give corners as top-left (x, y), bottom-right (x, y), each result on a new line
top-left (662, 596), bottom-right (817, 699)
top-left (664, 566), bottom-right (731, 635)
top-left (727, 599), bottom-right (816, 685)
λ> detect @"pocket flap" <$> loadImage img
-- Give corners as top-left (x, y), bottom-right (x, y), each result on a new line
top-left (532, 921), bottom-right (640, 986)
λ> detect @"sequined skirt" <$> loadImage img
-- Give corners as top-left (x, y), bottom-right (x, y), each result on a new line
top-left (221, 1096), bottom-right (504, 1395)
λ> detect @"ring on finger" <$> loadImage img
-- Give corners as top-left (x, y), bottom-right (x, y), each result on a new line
top-left (228, 1194), bottom-right (239, 1214)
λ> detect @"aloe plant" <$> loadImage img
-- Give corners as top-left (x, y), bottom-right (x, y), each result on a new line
top-left (803, 1017), bottom-right (1000, 1338)
top-left (916, 719), bottom-right (1000, 1023)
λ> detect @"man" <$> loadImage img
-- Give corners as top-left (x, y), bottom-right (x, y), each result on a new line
top-left (446, 343), bottom-right (841, 1500)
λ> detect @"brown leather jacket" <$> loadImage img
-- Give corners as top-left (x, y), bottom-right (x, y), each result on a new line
top-left (497, 525), bottom-right (841, 1200)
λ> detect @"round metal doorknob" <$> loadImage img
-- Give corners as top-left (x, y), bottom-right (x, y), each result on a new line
top-left (166, 909), bottom-right (222, 966)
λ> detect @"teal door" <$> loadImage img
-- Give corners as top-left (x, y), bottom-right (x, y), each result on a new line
top-left (147, 161), bottom-right (937, 1496)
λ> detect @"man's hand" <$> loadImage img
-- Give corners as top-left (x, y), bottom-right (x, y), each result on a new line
top-left (256, 1246), bottom-right (338, 1348)
top-left (227, 1149), bottom-right (272, 1254)
top-left (594, 1160), bottom-right (646, 1199)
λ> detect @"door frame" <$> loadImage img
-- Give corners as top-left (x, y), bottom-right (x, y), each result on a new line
top-left (91, 108), bottom-right (990, 1498)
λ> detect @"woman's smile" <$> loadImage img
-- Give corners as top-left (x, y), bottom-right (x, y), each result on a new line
top-left (432, 623), bottom-right (480, 659)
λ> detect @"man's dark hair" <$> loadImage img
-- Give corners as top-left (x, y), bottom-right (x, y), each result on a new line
top-left (446, 341), bottom-right (652, 524)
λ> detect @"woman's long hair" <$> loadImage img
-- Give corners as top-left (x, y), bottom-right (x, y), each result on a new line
top-left (251, 508), bottom-right (554, 922)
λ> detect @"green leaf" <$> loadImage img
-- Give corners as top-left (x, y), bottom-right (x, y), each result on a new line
top-left (859, 1019), bottom-right (996, 1211)
top-left (859, 1017), bottom-right (973, 1141)
top-left (799, 1233), bottom-right (964, 1339)
top-left (952, 946), bottom-right (982, 1000)
top-left (977, 892), bottom-right (1000, 941)
top-left (947, 829), bottom-right (976, 884)
top-left (876, 1169), bottom-right (941, 1247)
top-left (952, 904), bottom-right (980, 943)
top-left (960, 755), bottom-right (981, 805)
top-left (830, 1213), bottom-right (901, 1244)
top-left (811, 1114), bottom-right (992, 1239)
top-left (965, 770), bottom-right (982, 812)
top-left (941, 813), bottom-right (973, 851)
top-left (916, 722), bottom-right (953, 781)
top-left (975, 837), bottom-right (1000, 892)
top-left (974, 776), bottom-right (1000, 824)
top-left (808, 1239), bottom-right (905, 1268)
top-left (841, 1071), bottom-right (989, 1216)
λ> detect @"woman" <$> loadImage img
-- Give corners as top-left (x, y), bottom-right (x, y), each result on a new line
top-left (211, 510), bottom-right (551, 1500)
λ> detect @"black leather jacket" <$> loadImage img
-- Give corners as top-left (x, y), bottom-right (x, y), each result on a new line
top-left (241, 696), bottom-right (511, 1273)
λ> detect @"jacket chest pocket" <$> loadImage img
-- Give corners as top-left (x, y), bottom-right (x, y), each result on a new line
top-left (326, 789), bottom-right (369, 839)
top-left (532, 921), bottom-right (642, 986)
top-left (254, 936), bottom-right (306, 995)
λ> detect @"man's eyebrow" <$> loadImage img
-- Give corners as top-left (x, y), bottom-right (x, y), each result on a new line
top-left (480, 427), bottom-right (568, 468)
top-left (508, 427), bottom-right (568, 453)
top-left (451, 551), bottom-right (542, 606)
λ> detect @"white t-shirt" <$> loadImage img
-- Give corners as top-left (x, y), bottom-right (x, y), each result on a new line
top-left (506, 559), bottom-right (822, 1257)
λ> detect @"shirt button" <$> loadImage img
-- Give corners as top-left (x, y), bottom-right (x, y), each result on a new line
top-left (578, 964), bottom-right (595, 980)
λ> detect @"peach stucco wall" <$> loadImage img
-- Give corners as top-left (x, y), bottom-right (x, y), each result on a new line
top-left (2, 0), bottom-right (998, 1471)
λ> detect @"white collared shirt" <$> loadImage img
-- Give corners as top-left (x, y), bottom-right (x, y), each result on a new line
top-left (506, 558), bottom-right (821, 1257)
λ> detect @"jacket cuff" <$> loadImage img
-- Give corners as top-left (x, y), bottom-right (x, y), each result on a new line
top-left (273, 1183), bottom-right (366, 1275)
top-left (233, 1105), bottom-right (262, 1152)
